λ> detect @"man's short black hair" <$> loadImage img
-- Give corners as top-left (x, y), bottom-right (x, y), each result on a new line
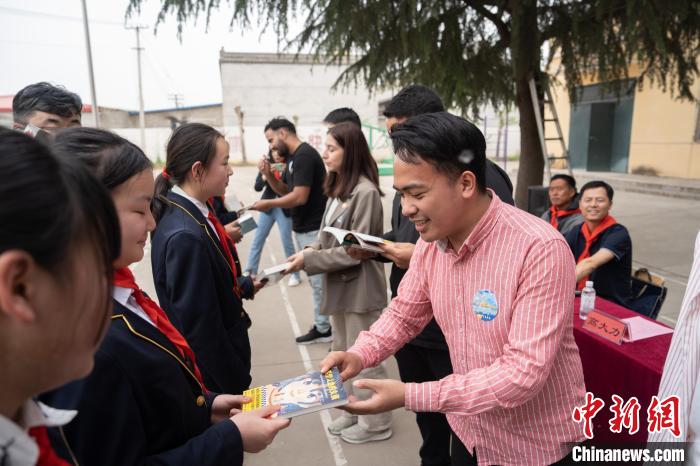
top-left (264, 117), bottom-right (296, 134)
top-left (383, 84), bottom-right (445, 119)
top-left (323, 107), bottom-right (361, 127)
top-left (12, 82), bottom-right (82, 124)
top-left (391, 112), bottom-right (486, 192)
top-left (580, 180), bottom-right (614, 201)
top-left (550, 174), bottom-right (577, 191)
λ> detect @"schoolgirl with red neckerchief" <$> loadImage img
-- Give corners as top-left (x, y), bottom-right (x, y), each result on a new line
top-left (151, 123), bottom-right (264, 396)
top-left (0, 130), bottom-right (119, 466)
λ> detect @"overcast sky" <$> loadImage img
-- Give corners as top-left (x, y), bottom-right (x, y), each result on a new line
top-left (0, 0), bottom-right (301, 110)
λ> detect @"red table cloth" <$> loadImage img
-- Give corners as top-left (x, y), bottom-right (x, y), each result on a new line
top-left (573, 296), bottom-right (673, 445)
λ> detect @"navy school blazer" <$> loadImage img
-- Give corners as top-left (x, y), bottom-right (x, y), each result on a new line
top-left (45, 302), bottom-right (243, 466)
top-left (151, 191), bottom-right (253, 395)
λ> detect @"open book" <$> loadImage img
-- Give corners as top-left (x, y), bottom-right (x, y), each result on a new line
top-left (242, 367), bottom-right (348, 419)
top-left (323, 226), bottom-right (391, 253)
top-left (257, 263), bottom-right (290, 287)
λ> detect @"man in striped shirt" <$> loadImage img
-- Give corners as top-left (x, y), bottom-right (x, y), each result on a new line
top-left (321, 112), bottom-right (586, 465)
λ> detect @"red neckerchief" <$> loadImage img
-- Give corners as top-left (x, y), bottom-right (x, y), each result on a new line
top-left (114, 268), bottom-right (208, 391)
top-left (27, 426), bottom-right (70, 466)
top-left (576, 215), bottom-right (617, 289)
top-left (205, 202), bottom-right (241, 298)
top-left (549, 205), bottom-right (581, 230)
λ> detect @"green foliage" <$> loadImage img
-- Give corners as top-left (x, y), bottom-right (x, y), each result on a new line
top-left (127, 0), bottom-right (700, 110)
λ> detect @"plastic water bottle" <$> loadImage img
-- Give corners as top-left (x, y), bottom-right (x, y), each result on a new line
top-left (580, 281), bottom-right (596, 320)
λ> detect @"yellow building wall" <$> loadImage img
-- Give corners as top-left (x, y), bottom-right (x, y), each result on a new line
top-left (547, 58), bottom-right (700, 179)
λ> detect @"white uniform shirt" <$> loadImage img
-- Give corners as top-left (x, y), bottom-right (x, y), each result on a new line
top-left (0, 400), bottom-right (76, 466)
top-left (171, 186), bottom-right (221, 241)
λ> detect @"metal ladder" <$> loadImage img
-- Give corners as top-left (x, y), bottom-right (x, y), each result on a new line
top-left (528, 78), bottom-right (573, 180)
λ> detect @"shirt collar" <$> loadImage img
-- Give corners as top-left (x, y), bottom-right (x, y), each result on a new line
top-left (171, 185), bottom-right (211, 219)
top-left (436, 189), bottom-right (502, 257)
top-left (113, 286), bottom-right (133, 308)
top-left (0, 400), bottom-right (76, 466)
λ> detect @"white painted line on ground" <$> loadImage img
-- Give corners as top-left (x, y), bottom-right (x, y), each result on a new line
top-left (268, 249), bottom-right (348, 466)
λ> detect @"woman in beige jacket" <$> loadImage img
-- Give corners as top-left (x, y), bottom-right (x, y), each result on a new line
top-left (286, 122), bottom-right (392, 444)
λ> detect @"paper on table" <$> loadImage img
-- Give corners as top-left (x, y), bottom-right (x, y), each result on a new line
top-left (621, 316), bottom-right (673, 342)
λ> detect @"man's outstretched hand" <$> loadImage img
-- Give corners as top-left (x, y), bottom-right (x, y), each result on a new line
top-left (320, 351), bottom-right (363, 381)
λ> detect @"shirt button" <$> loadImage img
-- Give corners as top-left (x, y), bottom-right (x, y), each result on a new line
top-left (196, 395), bottom-right (205, 407)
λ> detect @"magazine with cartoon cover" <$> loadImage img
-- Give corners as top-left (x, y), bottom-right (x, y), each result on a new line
top-left (241, 367), bottom-right (348, 418)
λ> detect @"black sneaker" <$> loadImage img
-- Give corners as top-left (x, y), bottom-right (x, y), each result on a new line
top-left (295, 326), bottom-right (333, 344)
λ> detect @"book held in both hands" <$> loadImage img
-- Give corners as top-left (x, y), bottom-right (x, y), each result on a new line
top-left (241, 367), bottom-right (348, 419)
top-left (323, 226), bottom-right (392, 253)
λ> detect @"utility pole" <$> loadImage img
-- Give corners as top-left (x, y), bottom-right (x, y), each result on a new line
top-left (234, 105), bottom-right (247, 163)
top-left (80, 0), bottom-right (99, 127)
top-left (127, 25), bottom-right (147, 150)
top-left (168, 93), bottom-right (184, 108)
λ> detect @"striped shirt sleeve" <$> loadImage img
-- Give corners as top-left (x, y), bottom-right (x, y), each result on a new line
top-left (349, 241), bottom-right (434, 368)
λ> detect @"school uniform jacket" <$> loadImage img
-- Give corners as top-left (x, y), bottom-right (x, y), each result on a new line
top-left (151, 191), bottom-right (252, 395)
top-left (46, 302), bottom-right (243, 466)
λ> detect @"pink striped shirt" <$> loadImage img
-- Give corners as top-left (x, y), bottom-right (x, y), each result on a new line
top-left (350, 193), bottom-right (586, 465)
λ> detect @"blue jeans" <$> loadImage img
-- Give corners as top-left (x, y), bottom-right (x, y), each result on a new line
top-left (245, 208), bottom-right (300, 280)
top-left (294, 230), bottom-right (330, 333)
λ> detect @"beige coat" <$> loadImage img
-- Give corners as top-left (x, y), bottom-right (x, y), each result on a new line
top-left (303, 177), bottom-right (387, 315)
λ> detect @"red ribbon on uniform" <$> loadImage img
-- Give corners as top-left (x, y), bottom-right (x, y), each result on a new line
top-left (27, 426), bottom-right (70, 466)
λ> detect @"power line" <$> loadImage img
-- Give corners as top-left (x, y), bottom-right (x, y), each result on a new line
top-left (0, 5), bottom-right (124, 26)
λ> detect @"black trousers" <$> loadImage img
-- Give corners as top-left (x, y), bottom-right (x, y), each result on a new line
top-left (451, 433), bottom-right (579, 466)
top-left (395, 343), bottom-right (454, 466)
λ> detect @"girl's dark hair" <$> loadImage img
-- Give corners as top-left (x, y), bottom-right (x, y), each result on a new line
top-left (51, 127), bottom-right (153, 191)
top-left (0, 128), bottom-right (120, 307)
top-left (152, 123), bottom-right (224, 221)
top-left (324, 122), bottom-right (383, 200)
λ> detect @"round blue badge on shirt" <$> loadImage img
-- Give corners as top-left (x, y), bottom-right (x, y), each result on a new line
top-left (472, 290), bottom-right (498, 321)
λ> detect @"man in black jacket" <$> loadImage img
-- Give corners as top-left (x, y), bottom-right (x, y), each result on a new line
top-left (349, 85), bottom-right (514, 466)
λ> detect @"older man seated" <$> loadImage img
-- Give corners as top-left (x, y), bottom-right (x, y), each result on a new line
top-left (565, 180), bottom-right (633, 307)
top-left (542, 174), bottom-right (583, 236)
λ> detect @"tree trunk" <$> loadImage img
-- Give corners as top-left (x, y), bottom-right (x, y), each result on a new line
top-left (510, 0), bottom-right (544, 208)
top-left (514, 75), bottom-right (544, 208)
